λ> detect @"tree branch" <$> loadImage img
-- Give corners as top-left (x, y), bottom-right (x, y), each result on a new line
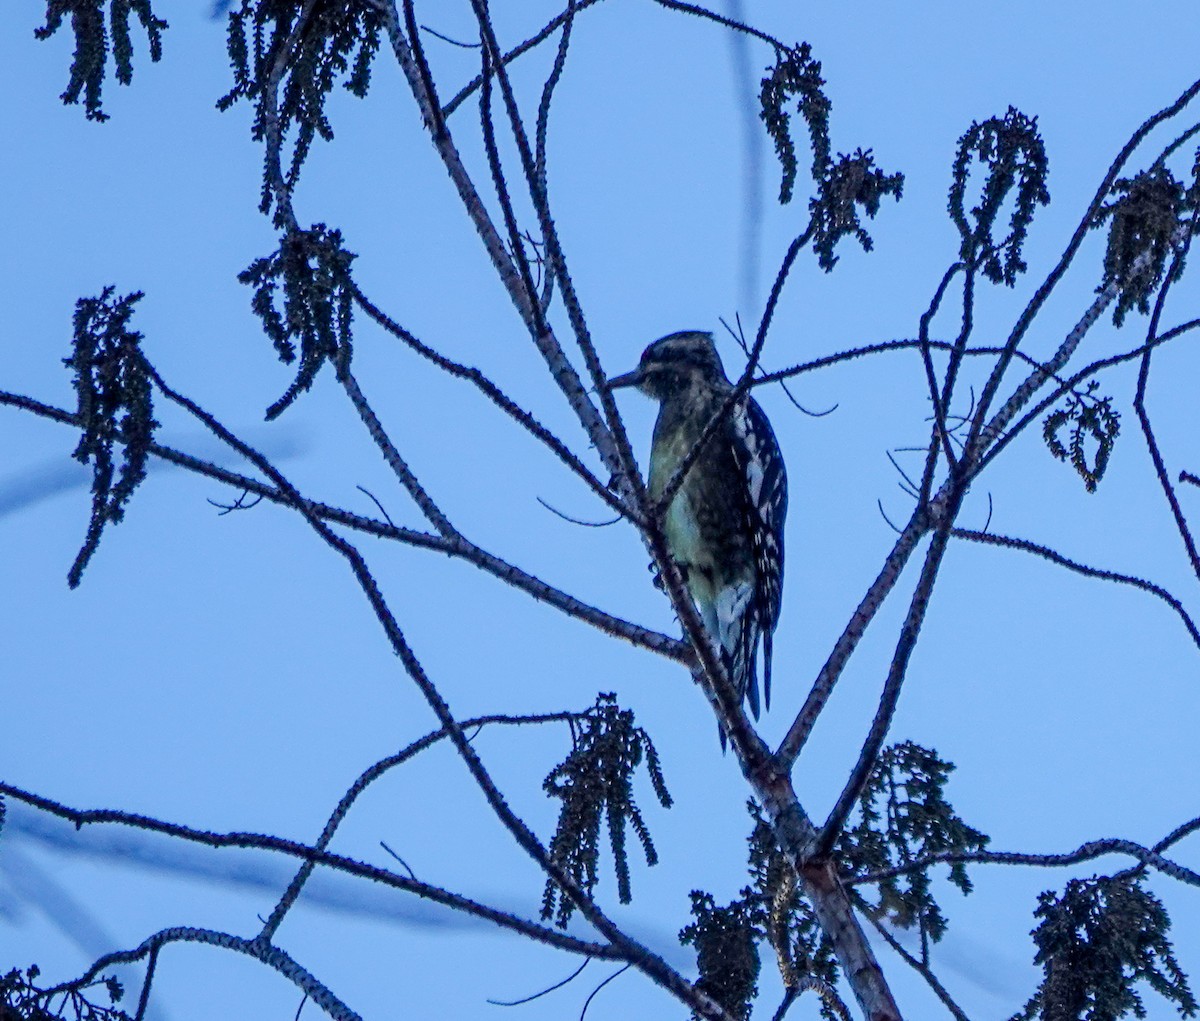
top-left (850, 836), bottom-right (1200, 889)
top-left (442, 0), bottom-right (605, 117)
top-left (1132, 213), bottom-right (1200, 581)
top-left (350, 282), bottom-right (636, 520)
top-left (257, 710), bottom-right (583, 942)
top-left (42, 926), bottom-right (361, 1021)
top-left (852, 894), bottom-right (972, 1021)
top-left (139, 361), bottom-right (734, 1021)
top-left (776, 512), bottom-right (927, 768)
top-left (817, 510), bottom-right (957, 854)
top-left (972, 316), bottom-right (1200, 477)
top-left (951, 528), bottom-right (1200, 649)
top-left (1, 782), bottom-right (620, 959)
top-left (376, 3), bottom-right (623, 485)
top-left (965, 75), bottom-right (1200, 449)
top-left (0, 388), bottom-right (686, 662)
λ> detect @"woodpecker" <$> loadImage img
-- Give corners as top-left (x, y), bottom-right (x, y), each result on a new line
top-left (609, 330), bottom-right (787, 721)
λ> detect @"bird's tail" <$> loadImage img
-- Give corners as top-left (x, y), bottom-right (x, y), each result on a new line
top-left (729, 613), bottom-right (764, 719)
top-left (716, 617), bottom-right (765, 752)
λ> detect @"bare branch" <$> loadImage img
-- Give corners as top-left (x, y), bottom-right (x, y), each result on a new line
top-left (817, 516), bottom-right (956, 853)
top-left (776, 513), bottom-right (927, 768)
top-left (377, 5), bottom-right (623, 484)
top-left (649, 0), bottom-right (786, 49)
top-left (1132, 212), bottom-right (1200, 580)
top-left (850, 836), bottom-right (1200, 889)
top-left (579, 963), bottom-right (632, 1020)
top-left (488, 958), bottom-right (592, 1007)
top-left (0, 388), bottom-right (685, 662)
top-left (133, 943), bottom-right (159, 1021)
top-left (973, 316), bottom-right (1200, 476)
top-left (1116, 813), bottom-right (1200, 882)
top-left (1, 782), bottom-right (620, 959)
top-left (965, 75), bottom-right (1200, 449)
top-left (952, 528), bottom-right (1200, 649)
top-left (853, 894), bottom-right (972, 1021)
top-left (258, 711), bottom-right (584, 942)
top-left (467, 0), bottom-right (646, 505)
top-left (43, 926), bottom-right (361, 1021)
top-left (339, 368), bottom-right (459, 537)
top-left (443, 0), bottom-right (605, 117)
top-left (348, 283), bottom-right (624, 518)
top-left (916, 262), bottom-right (966, 471)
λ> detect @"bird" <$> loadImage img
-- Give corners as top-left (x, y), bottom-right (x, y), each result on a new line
top-left (608, 330), bottom-right (787, 723)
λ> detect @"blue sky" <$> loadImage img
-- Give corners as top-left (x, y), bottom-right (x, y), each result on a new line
top-left (3, 2), bottom-right (1200, 1019)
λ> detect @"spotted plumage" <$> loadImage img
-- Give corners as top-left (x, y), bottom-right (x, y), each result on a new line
top-left (609, 330), bottom-right (788, 722)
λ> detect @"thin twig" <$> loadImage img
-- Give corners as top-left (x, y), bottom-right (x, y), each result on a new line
top-left (257, 711), bottom-right (582, 942)
top-left (1, 782), bottom-right (619, 959)
top-left (0, 388), bottom-right (686, 660)
top-left (952, 528), bottom-right (1200, 649)
top-left (488, 958), bottom-right (592, 1006)
top-left (43, 927), bottom-right (361, 1021)
top-left (443, 0), bottom-right (605, 117)
top-left (965, 75), bottom-right (1200, 452)
top-left (649, 0), bottom-right (786, 49)
top-left (851, 835), bottom-right (1200, 889)
top-left (579, 963), bottom-right (631, 1021)
top-left (537, 496), bottom-right (621, 527)
top-left (339, 368), bottom-right (458, 537)
top-left (421, 23), bottom-right (480, 48)
top-left (532, 0), bottom-right (576, 313)
top-left (1132, 211), bottom-right (1200, 581)
top-left (853, 894), bottom-right (972, 1021)
top-left (916, 262), bottom-right (966, 471)
top-left (350, 282), bottom-right (638, 523)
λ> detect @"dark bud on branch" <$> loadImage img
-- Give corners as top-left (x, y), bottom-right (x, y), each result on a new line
top-left (1096, 166), bottom-right (1192, 326)
top-left (63, 287), bottom-right (158, 587)
top-left (35, 0), bottom-right (167, 121)
top-left (239, 224), bottom-right (356, 419)
top-left (1012, 874), bottom-right (1197, 1021)
top-left (810, 148), bottom-right (903, 272)
top-left (835, 741), bottom-right (988, 947)
top-left (218, 0), bottom-right (383, 217)
top-left (679, 890), bottom-right (762, 1021)
top-left (948, 106), bottom-right (1050, 286)
top-left (1042, 381), bottom-right (1120, 493)
top-left (540, 694), bottom-right (671, 927)
top-left (746, 801), bottom-right (840, 1017)
top-left (759, 42), bottom-right (831, 206)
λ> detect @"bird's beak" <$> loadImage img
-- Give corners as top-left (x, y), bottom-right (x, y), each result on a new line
top-left (606, 368), bottom-right (644, 391)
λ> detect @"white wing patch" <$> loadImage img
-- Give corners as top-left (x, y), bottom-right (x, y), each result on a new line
top-left (729, 396), bottom-right (787, 716)
top-left (713, 581), bottom-right (753, 658)
top-left (733, 405), bottom-right (766, 505)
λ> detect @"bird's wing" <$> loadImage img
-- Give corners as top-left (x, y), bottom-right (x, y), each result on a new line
top-left (731, 396), bottom-right (788, 711)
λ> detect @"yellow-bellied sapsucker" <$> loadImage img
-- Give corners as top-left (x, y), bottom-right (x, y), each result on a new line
top-left (610, 330), bottom-right (787, 720)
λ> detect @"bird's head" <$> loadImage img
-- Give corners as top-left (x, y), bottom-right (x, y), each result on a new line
top-left (607, 330), bottom-right (729, 401)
